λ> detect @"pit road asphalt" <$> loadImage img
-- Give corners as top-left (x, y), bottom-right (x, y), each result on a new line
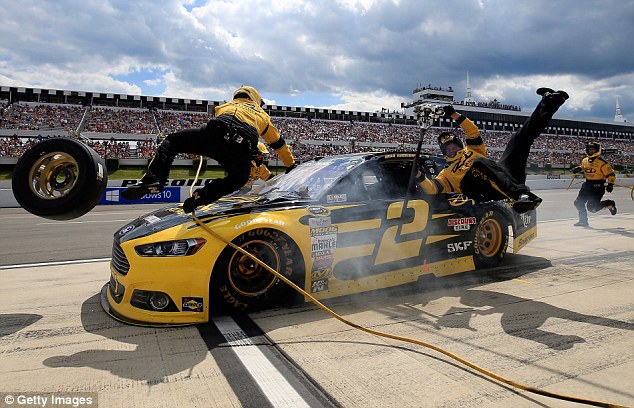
top-left (1, 188), bottom-right (633, 407)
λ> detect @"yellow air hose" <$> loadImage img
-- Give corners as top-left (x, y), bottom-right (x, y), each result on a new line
top-left (189, 157), bottom-right (628, 408)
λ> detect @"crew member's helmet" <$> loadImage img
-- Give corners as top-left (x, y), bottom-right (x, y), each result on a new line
top-left (233, 85), bottom-right (264, 106)
top-left (585, 141), bottom-right (601, 159)
top-left (438, 132), bottom-right (464, 157)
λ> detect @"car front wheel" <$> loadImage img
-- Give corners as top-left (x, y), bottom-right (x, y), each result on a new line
top-left (210, 228), bottom-right (305, 312)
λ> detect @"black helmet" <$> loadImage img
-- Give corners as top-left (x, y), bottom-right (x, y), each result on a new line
top-left (585, 141), bottom-right (601, 159)
top-left (438, 132), bottom-right (464, 157)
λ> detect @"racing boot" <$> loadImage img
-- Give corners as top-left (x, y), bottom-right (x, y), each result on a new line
top-left (608, 201), bottom-right (617, 215)
top-left (121, 175), bottom-right (164, 200)
top-left (512, 191), bottom-right (542, 213)
top-left (537, 87), bottom-right (569, 106)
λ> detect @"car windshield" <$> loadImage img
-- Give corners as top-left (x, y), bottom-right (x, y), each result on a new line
top-left (247, 156), bottom-right (365, 200)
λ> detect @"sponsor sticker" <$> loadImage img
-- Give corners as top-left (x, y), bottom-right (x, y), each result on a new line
top-left (307, 206), bottom-right (330, 217)
top-left (311, 235), bottom-right (337, 252)
top-left (448, 216), bottom-right (476, 231)
top-left (311, 279), bottom-right (329, 293)
top-left (100, 187), bottom-right (180, 204)
top-left (182, 297), bottom-right (204, 312)
top-left (309, 216), bottom-right (331, 228)
top-left (326, 194), bottom-right (347, 203)
top-left (447, 241), bottom-right (473, 253)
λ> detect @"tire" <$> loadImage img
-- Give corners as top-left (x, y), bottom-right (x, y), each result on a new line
top-left (210, 228), bottom-right (305, 313)
top-left (11, 137), bottom-right (108, 221)
top-left (472, 210), bottom-right (509, 269)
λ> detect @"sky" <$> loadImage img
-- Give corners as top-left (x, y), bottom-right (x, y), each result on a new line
top-left (1, 0), bottom-right (633, 122)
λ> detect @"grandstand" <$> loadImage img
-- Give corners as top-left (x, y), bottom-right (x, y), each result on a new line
top-left (1, 85), bottom-right (633, 170)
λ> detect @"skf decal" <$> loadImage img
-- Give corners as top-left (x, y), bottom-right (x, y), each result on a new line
top-left (520, 213), bottom-right (532, 227)
top-left (307, 206), bottom-right (330, 217)
top-left (182, 297), bottom-right (204, 312)
top-left (326, 194), bottom-right (347, 203)
top-left (311, 278), bottom-right (329, 293)
top-left (447, 241), bottom-right (473, 253)
top-left (447, 217), bottom-right (476, 231)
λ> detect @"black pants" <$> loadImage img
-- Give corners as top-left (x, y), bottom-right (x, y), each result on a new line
top-left (498, 97), bottom-right (563, 184)
top-left (574, 181), bottom-right (614, 223)
top-left (462, 157), bottom-right (531, 202)
top-left (145, 118), bottom-right (256, 203)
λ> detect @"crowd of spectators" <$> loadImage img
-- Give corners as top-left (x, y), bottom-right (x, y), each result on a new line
top-left (1, 102), bottom-right (84, 131)
top-left (1, 102), bottom-right (633, 167)
top-left (83, 107), bottom-right (156, 134)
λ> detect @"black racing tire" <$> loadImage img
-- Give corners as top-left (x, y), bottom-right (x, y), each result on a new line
top-left (11, 137), bottom-right (108, 221)
top-left (210, 228), bottom-right (305, 313)
top-left (472, 210), bottom-right (509, 269)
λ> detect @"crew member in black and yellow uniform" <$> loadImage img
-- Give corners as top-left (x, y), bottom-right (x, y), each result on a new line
top-left (571, 141), bottom-right (617, 227)
top-left (416, 88), bottom-right (568, 213)
top-left (122, 85), bottom-right (296, 212)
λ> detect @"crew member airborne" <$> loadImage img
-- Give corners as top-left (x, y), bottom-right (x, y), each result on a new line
top-left (416, 88), bottom-right (568, 213)
top-left (122, 85), bottom-right (296, 212)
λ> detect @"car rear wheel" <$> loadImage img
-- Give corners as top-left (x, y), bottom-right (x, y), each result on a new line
top-left (210, 228), bottom-right (305, 312)
top-left (11, 137), bottom-right (107, 220)
top-left (473, 211), bottom-right (509, 269)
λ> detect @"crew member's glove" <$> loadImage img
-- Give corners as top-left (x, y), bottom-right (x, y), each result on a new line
top-left (606, 183), bottom-right (614, 193)
top-left (443, 105), bottom-right (456, 117)
top-left (285, 163), bottom-right (298, 174)
top-left (183, 189), bottom-right (208, 213)
top-left (415, 170), bottom-right (426, 183)
top-left (571, 166), bottom-right (582, 174)
top-left (417, 157), bottom-right (438, 177)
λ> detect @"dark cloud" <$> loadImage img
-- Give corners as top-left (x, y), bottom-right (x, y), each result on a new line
top-left (1, 0), bottom-right (633, 121)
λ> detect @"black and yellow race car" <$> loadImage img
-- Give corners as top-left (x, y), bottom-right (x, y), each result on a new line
top-left (101, 151), bottom-right (537, 326)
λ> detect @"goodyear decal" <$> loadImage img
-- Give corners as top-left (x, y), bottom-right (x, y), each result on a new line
top-left (234, 217), bottom-right (285, 230)
top-left (182, 297), bottom-right (204, 312)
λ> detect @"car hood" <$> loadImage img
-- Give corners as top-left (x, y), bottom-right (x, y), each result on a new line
top-left (115, 194), bottom-right (309, 243)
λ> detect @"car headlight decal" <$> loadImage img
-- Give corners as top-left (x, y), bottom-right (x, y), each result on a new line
top-left (135, 238), bottom-right (206, 257)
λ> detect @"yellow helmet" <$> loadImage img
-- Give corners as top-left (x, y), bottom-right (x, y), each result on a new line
top-left (233, 85), bottom-right (264, 106)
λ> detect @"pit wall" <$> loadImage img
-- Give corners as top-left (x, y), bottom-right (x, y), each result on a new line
top-left (1, 175), bottom-right (632, 208)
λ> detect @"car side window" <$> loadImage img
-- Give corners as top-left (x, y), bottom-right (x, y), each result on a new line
top-left (365, 161), bottom-right (412, 199)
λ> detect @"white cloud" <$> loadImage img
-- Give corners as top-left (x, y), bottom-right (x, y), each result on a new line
top-left (0, 0), bottom-right (632, 120)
